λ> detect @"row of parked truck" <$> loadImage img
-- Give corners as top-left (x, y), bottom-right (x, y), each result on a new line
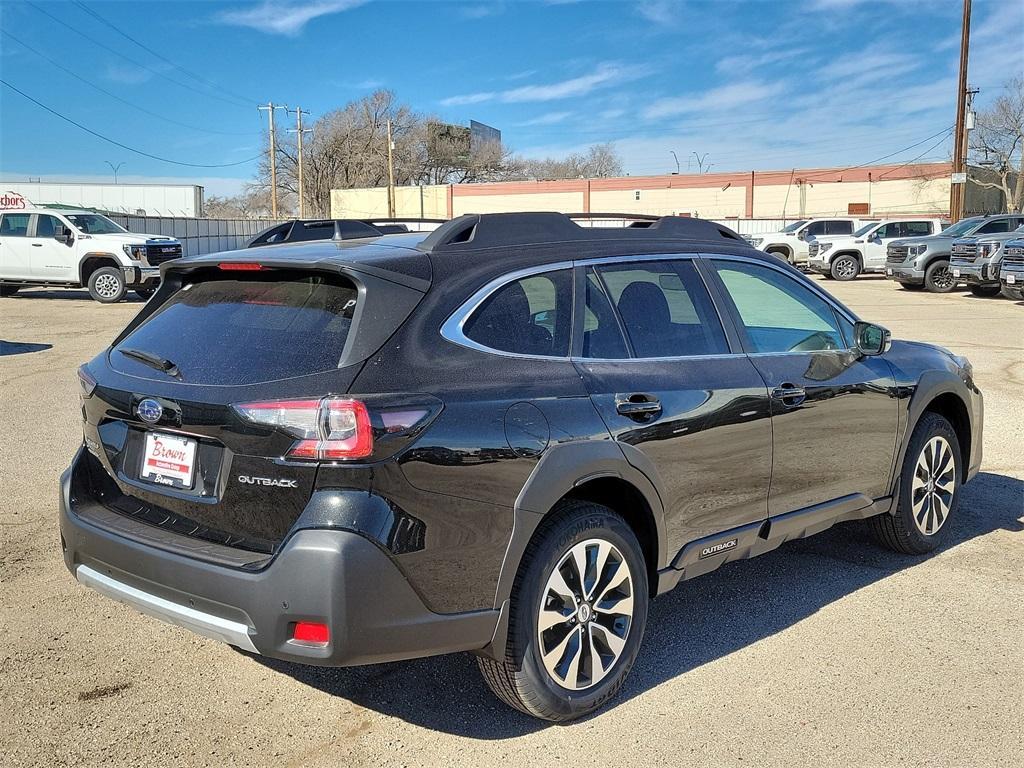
top-left (744, 213), bottom-right (1024, 300)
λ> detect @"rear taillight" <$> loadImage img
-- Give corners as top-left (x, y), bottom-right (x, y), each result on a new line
top-left (77, 365), bottom-right (97, 397)
top-left (234, 398), bottom-right (373, 460)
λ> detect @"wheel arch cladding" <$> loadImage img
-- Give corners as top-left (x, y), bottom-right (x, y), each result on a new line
top-left (833, 250), bottom-right (863, 263)
top-left (494, 439), bottom-right (667, 607)
top-left (922, 392), bottom-right (972, 482)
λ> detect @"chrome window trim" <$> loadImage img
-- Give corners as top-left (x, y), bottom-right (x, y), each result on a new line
top-left (439, 251), bottom-right (860, 361)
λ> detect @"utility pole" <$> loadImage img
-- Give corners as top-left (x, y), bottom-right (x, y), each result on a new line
top-left (386, 119), bottom-right (396, 218)
top-left (949, 0), bottom-right (972, 223)
top-left (258, 103), bottom-right (287, 218)
top-left (288, 107), bottom-right (312, 219)
top-left (105, 161), bottom-right (125, 184)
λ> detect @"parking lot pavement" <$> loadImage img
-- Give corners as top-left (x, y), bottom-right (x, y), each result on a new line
top-left (1, 279), bottom-right (1021, 768)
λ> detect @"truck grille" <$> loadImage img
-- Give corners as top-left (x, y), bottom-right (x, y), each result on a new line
top-left (887, 245), bottom-right (909, 264)
top-left (1002, 247), bottom-right (1024, 269)
top-left (808, 241), bottom-right (820, 258)
top-left (145, 242), bottom-right (183, 266)
top-left (950, 242), bottom-right (978, 267)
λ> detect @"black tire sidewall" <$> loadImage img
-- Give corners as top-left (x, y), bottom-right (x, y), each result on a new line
top-left (968, 285), bottom-right (1000, 297)
top-left (896, 412), bottom-right (962, 552)
top-left (831, 255), bottom-right (860, 281)
top-left (511, 506), bottom-right (648, 720)
top-left (924, 259), bottom-right (956, 293)
top-left (88, 267), bottom-right (127, 303)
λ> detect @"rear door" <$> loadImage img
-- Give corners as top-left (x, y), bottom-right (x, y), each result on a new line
top-left (706, 258), bottom-right (897, 515)
top-left (573, 257), bottom-right (773, 556)
top-left (0, 212), bottom-right (33, 279)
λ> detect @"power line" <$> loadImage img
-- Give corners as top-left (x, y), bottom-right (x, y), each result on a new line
top-left (796, 126), bottom-right (955, 181)
top-left (71, 0), bottom-right (259, 107)
top-left (0, 78), bottom-right (262, 168)
top-left (875, 132), bottom-right (955, 180)
top-left (25, 1), bottom-right (253, 110)
top-left (0, 29), bottom-right (255, 137)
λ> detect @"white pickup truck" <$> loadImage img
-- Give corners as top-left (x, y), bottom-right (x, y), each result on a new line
top-left (744, 217), bottom-right (873, 265)
top-left (807, 218), bottom-right (947, 280)
top-left (0, 206), bottom-right (182, 303)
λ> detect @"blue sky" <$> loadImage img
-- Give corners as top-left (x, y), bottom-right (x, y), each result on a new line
top-left (1, 0), bottom-right (1021, 196)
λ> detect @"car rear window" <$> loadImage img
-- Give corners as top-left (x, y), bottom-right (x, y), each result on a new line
top-left (112, 273), bottom-right (358, 384)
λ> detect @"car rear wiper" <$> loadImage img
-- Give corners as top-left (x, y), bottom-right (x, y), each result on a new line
top-left (118, 347), bottom-right (182, 378)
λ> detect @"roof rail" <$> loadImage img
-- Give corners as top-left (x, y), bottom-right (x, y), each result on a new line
top-left (417, 212), bottom-right (744, 252)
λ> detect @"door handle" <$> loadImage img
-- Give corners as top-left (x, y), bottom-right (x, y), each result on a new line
top-left (615, 394), bottom-right (662, 421)
top-left (31, 243), bottom-right (43, 247)
top-left (771, 384), bottom-right (806, 407)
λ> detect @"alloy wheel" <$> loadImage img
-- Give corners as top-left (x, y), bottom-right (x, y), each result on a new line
top-left (94, 274), bottom-right (121, 299)
top-left (537, 538), bottom-right (634, 691)
top-left (834, 258), bottom-right (857, 279)
top-left (931, 265), bottom-right (955, 290)
top-left (911, 436), bottom-right (956, 535)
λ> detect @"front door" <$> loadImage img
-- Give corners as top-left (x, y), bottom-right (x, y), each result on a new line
top-left (29, 214), bottom-right (77, 281)
top-left (573, 257), bottom-right (773, 557)
top-left (706, 258), bottom-right (897, 516)
top-left (0, 212), bottom-right (34, 280)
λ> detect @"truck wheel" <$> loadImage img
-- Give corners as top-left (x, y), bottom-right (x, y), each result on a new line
top-left (968, 285), bottom-right (1001, 297)
top-left (88, 267), bottom-right (127, 303)
top-left (0, 285), bottom-right (20, 297)
top-left (870, 412), bottom-right (961, 555)
top-left (477, 499), bottom-right (648, 721)
top-left (924, 260), bottom-right (956, 293)
top-left (767, 249), bottom-right (791, 264)
top-left (830, 255), bottom-right (860, 281)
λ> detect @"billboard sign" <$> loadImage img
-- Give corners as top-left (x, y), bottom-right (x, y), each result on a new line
top-left (1, 191), bottom-right (29, 210)
top-left (470, 120), bottom-right (501, 152)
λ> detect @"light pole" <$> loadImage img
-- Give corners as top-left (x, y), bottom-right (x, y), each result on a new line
top-left (670, 150), bottom-right (680, 174)
top-left (691, 152), bottom-right (711, 174)
top-left (105, 161), bottom-right (125, 184)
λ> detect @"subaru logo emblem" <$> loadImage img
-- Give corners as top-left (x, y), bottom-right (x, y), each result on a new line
top-left (137, 398), bottom-right (163, 424)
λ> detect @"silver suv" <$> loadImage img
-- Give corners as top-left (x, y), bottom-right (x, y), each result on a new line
top-left (886, 214), bottom-right (1024, 293)
top-left (950, 224), bottom-right (1024, 297)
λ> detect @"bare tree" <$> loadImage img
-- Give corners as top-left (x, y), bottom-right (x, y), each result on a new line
top-left (203, 185), bottom-right (282, 218)
top-left (520, 143), bottom-right (624, 180)
top-left (969, 76), bottom-right (1024, 212)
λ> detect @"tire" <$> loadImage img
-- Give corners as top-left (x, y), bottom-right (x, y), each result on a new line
top-left (968, 285), bottom-right (1001, 297)
top-left (477, 499), bottom-right (649, 721)
top-left (924, 259), bottom-right (957, 293)
top-left (134, 286), bottom-right (156, 301)
top-left (87, 267), bottom-right (127, 303)
top-left (900, 282), bottom-right (925, 291)
top-left (0, 285), bottom-right (20, 297)
top-left (767, 249), bottom-right (791, 264)
top-left (1001, 286), bottom-right (1023, 301)
top-left (830, 255), bottom-right (861, 281)
top-left (870, 412), bottom-right (961, 555)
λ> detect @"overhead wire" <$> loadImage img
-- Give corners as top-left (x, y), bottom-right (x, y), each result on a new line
top-left (0, 78), bottom-right (262, 168)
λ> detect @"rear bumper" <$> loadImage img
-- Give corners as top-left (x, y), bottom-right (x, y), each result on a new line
top-left (59, 449), bottom-right (498, 667)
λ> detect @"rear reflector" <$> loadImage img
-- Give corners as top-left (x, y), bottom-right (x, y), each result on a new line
top-left (218, 262), bottom-right (265, 271)
top-left (291, 621), bottom-right (330, 646)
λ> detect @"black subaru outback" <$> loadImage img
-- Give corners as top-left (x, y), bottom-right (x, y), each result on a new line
top-left (60, 213), bottom-right (982, 721)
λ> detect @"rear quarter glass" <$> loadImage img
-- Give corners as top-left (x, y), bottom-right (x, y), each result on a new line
top-left (110, 273), bottom-right (358, 385)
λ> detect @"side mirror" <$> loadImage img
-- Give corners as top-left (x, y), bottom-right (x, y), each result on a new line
top-left (854, 321), bottom-right (891, 356)
top-left (56, 228), bottom-right (74, 247)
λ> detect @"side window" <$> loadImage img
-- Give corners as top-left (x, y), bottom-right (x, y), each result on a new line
top-left (712, 261), bottom-right (847, 353)
top-left (976, 219), bottom-right (1010, 234)
top-left (463, 269), bottom-right (572, 357)
top-left (804, 221), bottom-right (827, 237)
top-left (903, 221), bottom-right (933, 237)
top-left (0, 213), bottom-right (30, 237)
top-left (826, 220), bottom-right (854, 235)
top-left (594, 260), bottom-right (728, 358)
top-left (582, 270), bottom-right (629, 359)
top-left (34, 215), bottom-right (64, 238)
top-left (875, 223), bottom-right (898, 238)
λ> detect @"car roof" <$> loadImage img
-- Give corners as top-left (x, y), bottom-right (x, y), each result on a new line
top-left (3, 207), bottom-right (94, 215)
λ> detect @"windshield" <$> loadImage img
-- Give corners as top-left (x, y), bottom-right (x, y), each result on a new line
top-left (780, 220), bottom-right (808, 233)
top-left (65, 213), bottom-right (125, 235)
top-left (938, 217), bottom-right (983, 238)
top-left (853, 223), bottom-right (877, 237)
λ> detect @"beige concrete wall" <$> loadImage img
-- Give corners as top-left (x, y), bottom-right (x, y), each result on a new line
top-left (331, 185), bottom-right (447, 219)
top-left (590, 186), bottom-right (747, 218)
top-left (453, 190), bottom-right (583, 215)
top-left (751, 177), bottom-right (949, 217)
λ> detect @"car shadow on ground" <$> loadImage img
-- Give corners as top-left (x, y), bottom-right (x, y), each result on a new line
top-left (4, 289), bottom-right (147, 302)
top-left (253, 471), bottom-right (1022, 738)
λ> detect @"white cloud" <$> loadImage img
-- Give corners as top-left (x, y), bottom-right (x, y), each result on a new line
top-left (441, 63), bottom-right (646, 106)
top-left (643, 80), bottom-right (788, 120)
top-left (635, 0), bottom-right (682, 25)
top-left (716, 48), bottom-right (809, 76)
top-left (217, 0), bottom-right (367, 36)
top-left (518, 111), bottom-right (574, 126)
top-left (104, 63), bottom-right (153, 85)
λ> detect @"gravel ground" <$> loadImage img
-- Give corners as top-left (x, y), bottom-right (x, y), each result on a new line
top-left (1, 277), bottom-right (1022, 768)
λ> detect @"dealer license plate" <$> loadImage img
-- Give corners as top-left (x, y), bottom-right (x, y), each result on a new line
top-left (886, 268), bottom-right (893, 275)
top-left (953, 269), bottom-right (961, 277)
top-left (1008, 275), bottom-right (1017, 285)
top-left (141, 432), bottom-right (197, 489)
